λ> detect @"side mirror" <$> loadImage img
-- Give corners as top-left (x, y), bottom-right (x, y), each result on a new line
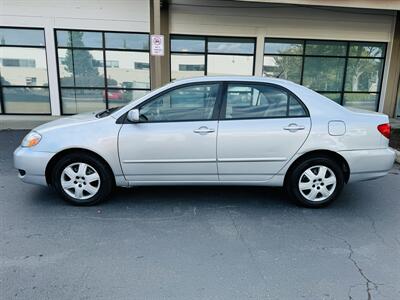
top-left (127, 109), bottom-right (140, 123)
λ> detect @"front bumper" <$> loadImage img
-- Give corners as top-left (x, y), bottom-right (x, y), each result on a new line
top-left (339, 148), bottom-right (396, 183)
top-left (13, 146), bottom-right (55, 186)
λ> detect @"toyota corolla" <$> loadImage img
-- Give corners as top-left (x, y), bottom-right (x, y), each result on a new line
top-left (14, 77), bottom-right (395, 207)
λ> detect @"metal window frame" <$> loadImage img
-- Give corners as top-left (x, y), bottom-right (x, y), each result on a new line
top-left (54, 28), bottom-right (151, 115)
top-left (263, 38), bottom-right (387, 111)
top-left (169, 34), bottom-right (257, 81)
top-left (0, 26), bottom-right (52, 115)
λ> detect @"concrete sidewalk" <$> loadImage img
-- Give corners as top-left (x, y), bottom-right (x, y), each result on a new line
top-left (0, 115), bottom-right (59, 130)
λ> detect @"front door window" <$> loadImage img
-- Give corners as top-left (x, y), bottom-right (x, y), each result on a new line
top-left (139, 83), bottom-right (220, 122)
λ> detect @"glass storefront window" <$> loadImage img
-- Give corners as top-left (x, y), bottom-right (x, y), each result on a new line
top-left (264, 39), bottom-right (303, 55)
top-left (61, 88), bottom-right (105, 114)
top-left (207, 55), bottom-right (253, 76)
top-left (170, 35), bottom-right (255, 79)
top-left (107, 89), bottom-right (149, 108)
top-left (171, 54), bottom-right (205, 80)
top-left (319, 93), bottom-right (342, 104)
top-left (1, 47), bottom-right (48, 86)
top-left (171, 36), bottom-right (205, 53)
top-left (263, 55), bottom-right (302, 83)
top-left (0, 28), bottom-right (45, 46)
top-left (2, 87), bottom-right (50, 114)
top-left (344, 58), bottom-right (383, 92)
top-left (207, 37), bottom-right (254, 54)
top-left (305, 40), bottom-right (347, 56)
top-left (349, 42), bottom-right (385, 58)
top-left (0, 27), bottom-right (50, 114)
top-left (105, 51), bottom-right (150, 89)
top-left (105, 32), bottom-right (149, 50)
top-left (303, 57), bottom-right (346, 91)
top-left (263, 38), bottom-right (387, 111)
top-left (343, 93), bottom-right (379, 111)
top-left (56, 30), bottom-right (150, 114)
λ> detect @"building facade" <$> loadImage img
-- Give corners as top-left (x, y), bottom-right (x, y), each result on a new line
top-left (1, 0), bottom-right (400, 121)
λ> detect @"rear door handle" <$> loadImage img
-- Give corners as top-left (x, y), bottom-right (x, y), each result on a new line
top-left (194, 126), bottom-right (215, 135)
top-left (283, 123), bottom-right (305, 132)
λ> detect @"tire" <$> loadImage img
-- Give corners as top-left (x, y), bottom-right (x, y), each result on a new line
top-left (286, 156), bottom-right (344, 207)
top-left (51, 152), bottom-right (114, 205)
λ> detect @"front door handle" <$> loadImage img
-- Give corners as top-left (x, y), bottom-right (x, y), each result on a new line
top-left (283, 123), bottom-right (305, 132)
top-left (194, 126), bottom-right (215, 135)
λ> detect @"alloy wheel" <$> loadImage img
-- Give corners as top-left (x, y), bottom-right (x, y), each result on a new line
top-left (60, 162), bottom-right (101, 200)
top-left (298, 165), bottom-right (337, 202)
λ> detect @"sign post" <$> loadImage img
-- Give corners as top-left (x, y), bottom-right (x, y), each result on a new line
top-left (150, 34), bottom-right (164, 56)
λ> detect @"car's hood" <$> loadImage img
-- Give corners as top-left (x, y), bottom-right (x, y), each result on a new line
top-left (34, 111), bottom-right (105, 134)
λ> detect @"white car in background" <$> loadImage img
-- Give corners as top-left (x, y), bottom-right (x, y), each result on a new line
top-left (14, 76), bottom-right (395, 207)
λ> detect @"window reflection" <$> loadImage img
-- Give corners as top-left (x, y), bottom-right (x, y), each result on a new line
top-left (56, 30), bottom-right (150, 114)
top-left (0, 28), bottom-right (45, 46)
top-left (107, 89), bottom-right (149, 108)
top-left (263, 39), bottom-right (387, 111)
top-left (224, 84), bottom-right (306, 119)
top-left (1, 47), bottom-right (48, 86)
top-left (303, 57), bottom-right (345, 91)
top-left (305, 41), bottom-right (347, 56)
top-left (170, 35), bottom-right (256, 80)
top-left (343, 93), bottom-right (378, 111)
top-left (171, 54), bottom-right (205, 80)
top-left (263, 56), bottom-right (302, 83)
top-left (105, 33), bottom-right (149, 50)
top-left (207, 55), bottom-right (253, 76)
top-left (171, 36), bottom-right (205, 52)
top-left (345, 58), bottom-right (383, 92)
top-left (264, 39), bottom-right (303, 55)
top-left (3, 87), bottom-right (50, 113)
top-left (0, 27), bottom-right (50, 114)
top-left (319, 93), bottom-right (342, 104)
top-left (140, 84), bottom-right (219, 122)
top-left (71, 31), bottom-right (102, 48)
top-left (349, 43), bottom-right (385, 58)
top-left (61, 88), bottom-right (106, 114)
top-left (208, 37), bottom-right (255, 54)
top-left (105, 51), bottom-right (150, 88)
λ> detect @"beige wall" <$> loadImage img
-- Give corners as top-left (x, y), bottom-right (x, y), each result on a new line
top-left (170, 0), bottom-right (395, 40)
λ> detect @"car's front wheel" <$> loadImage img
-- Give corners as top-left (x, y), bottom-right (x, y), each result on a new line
top-left (52, 153), bottom-right (113, 205)
top-left (286, 156), bottom-right (344, 207)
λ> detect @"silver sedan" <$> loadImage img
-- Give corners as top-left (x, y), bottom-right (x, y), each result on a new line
top-left (14, 77), bottom-right (395, 207)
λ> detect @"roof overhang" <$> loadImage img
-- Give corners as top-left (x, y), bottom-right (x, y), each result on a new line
top-left (236, 0), bottom-right (400, 11)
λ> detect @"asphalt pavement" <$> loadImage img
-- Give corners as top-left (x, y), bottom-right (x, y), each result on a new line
top-left (1, 130), bottom-right (399, 300)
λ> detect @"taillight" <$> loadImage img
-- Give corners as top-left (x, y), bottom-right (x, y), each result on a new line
top-left (377, 123), bottom-right (391, 139)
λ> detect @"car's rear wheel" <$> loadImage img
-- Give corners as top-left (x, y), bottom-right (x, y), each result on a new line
top-left (52, 153), bottom-right (113, 205)
top-left (286, 156), bottom-right (344, 207)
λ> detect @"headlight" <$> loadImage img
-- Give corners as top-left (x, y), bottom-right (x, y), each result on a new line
top-left (21, 131), bottom-right (42, 148)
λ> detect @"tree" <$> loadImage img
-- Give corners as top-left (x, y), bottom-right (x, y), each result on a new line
top-left (62, 32), bottom-right (103, 86)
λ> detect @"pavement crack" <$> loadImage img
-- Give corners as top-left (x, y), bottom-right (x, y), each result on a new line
top-left (344, 240), bottom-right (380, 300)
top-left (226, 209), bottom-right (269, 296)
top-left (309, 223), bottom-right (382, 300)
top-left (367, 215), bottom-right (386, 246)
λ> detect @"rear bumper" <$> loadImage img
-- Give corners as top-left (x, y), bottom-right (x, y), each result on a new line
top-left (339, 148), bottom-right (396, 183)
top-left (13, 146), bottom-right (55, 186)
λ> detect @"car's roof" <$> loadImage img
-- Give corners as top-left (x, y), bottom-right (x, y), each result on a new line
top-left (170, 75), bottom-right (292, 86)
